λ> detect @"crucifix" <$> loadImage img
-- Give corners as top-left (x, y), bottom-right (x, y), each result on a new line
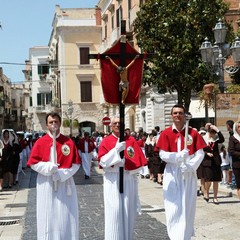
top-left (89, 20), bottom-right (155, 193)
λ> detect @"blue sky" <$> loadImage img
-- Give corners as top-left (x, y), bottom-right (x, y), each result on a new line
top-left (0, 0), bottom-right (99, 83)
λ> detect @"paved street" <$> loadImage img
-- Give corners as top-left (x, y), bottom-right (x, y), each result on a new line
top-left (0, 163), bottom-right (240, 240)
top-left (21, 164), bottom-right (169, 240)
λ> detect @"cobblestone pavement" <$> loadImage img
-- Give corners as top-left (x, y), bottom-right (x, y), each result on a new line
top-left (2, 163), bottom-right (240, 240)
top-left (21, 166), bottom-right (169, 240)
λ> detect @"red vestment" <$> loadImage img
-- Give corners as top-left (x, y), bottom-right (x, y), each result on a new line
top-left (27, 134), bottom-right (81, 168)
top-left (156, 126), bottom-right (206, 155)
top-left (137, 139), bottom-right (145, 148)
top-left (77, 137), bottom-right (95, 153)
top-left (98, 134), bottom-right (147, 170)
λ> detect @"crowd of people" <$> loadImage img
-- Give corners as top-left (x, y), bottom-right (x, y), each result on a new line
top-left (196, 119), bottom-right (240, 203)
top-left (2, 108), bottom-right (240, 240)
top-left (0, 129), bottom-right (41, 191)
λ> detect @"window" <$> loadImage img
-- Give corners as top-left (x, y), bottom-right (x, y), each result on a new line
top-left (12, 99), bottom-right (16, 108)
top-left (111, 15), bottom-right (114, 30)
top-left (38, 64), bottom-right (49, 75)
top-left (12, 110), bottom-right (17, 122)
top-left (79, 47), bottom-right (90, 65)
top-left (128, 0), bottom-right (132, 11)
top-left (37, 92), bottom-right (52, 105)
top-left (29, 97), bottom-right (32, 107)
top-left (116, 6), bottom-right (122, 28)
top-left (80, 81), bottom-right (92, 102)
top-left (104, 22), bottom-right (108, 39)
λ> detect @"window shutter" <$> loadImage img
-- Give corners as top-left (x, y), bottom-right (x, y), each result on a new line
top-left (30, 97), bottom-right (32, 106)
top-left (38, 65), bottom-right (42, 75)
top-left (81, 82), bottom-right (92, 102)
top-left (37, 93), bottom-right (42, 105)
top-left (80, 48), bottom-right (90, 64)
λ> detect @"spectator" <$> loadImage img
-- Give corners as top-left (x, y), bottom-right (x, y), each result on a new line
top-left (228, 121), bottom-right (240, 199)
top-left (220, 145), bottom-right (230, 185)
top-left (226, 120), bottom-right (236, 190)
top-left (201, 124), bottom-right (225, 204)
top-left (2, 130), bottom-right (14, 188)
top-left (145, 133), bottom-right (155, 180)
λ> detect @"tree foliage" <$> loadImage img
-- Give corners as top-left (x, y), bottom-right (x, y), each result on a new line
top-left (134, 0), bottom-right (233, 111)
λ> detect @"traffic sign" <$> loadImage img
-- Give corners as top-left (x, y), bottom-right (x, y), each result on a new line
top-left (102, 116), bottom-right (111, 126)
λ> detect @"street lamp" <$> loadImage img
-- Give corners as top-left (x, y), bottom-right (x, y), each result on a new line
top-left (200, 19), bottom-right (240, 93)
top-left (67, 99), bottom-right (73, 137)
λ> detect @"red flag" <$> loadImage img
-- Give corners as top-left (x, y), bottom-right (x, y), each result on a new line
top-left (100, 40), bottom-right (144, 104)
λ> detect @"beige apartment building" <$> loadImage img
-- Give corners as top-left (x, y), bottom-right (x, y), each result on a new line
top-left (97, 0), bottom-right (240, 133)
top-left (47, 6), bottom-right (103, 136)
top-left (97, 0), bottom-right (168, 132)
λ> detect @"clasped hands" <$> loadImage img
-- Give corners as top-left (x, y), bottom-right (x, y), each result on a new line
top-left (177, 149), bottom-right (193, 173)
top-left (49, 162), bottom-right (61, 181)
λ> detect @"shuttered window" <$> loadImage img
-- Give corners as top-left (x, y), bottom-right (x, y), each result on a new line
top-left (37, 92), bottom-right (52, 105)
top-left (79, 47), bottom-right (90, 65)
top-left (80, 81), bottom-right (92, 102)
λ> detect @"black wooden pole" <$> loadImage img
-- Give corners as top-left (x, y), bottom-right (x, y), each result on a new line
top-left (119, 20), bottom-right (126, 193)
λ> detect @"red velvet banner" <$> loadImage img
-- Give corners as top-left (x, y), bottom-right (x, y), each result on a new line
top-left (100, 40), bottom-right (144, 104)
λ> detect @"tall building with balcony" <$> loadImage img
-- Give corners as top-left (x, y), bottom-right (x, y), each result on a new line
top-left (27, 46), bottom-right (55, 132)
top-left (97, 0), bottom-right (240, 132)
top-left (97, 0), bottom-right (166, 132)
top-left (48, 5), bottom-right (102, 136)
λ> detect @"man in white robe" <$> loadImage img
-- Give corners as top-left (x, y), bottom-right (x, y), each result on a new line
top-left (77, 132), bottom-right (95, 179)
top-left (156, 104), bottom-right (206, 240)
top-left (27, 112), bottom-right (81, 240)
top-left (98, 115), bottom-right (147, 240)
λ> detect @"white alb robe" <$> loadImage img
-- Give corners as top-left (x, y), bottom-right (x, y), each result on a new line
top-left (160, 148), bottom-right (204, 240)
top-left (78, 141), bottom-right (93, 176)
top-left (100, 147), bottom-right (141, 240)
top-left (31, 160), bottom-right (79, 240)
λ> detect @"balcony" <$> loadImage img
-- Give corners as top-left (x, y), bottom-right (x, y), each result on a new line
top-left (100, 39), bottom-right (109, 53)
top-left (111, 27), bottom-right (120, 45)
top-left (129, 5), bottom-right (139, 28)
top-left (35, 104), bottom-right (52, 113)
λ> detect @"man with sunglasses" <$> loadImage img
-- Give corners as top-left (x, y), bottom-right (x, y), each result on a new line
top-left (98, 115), bottom-right (147, 240)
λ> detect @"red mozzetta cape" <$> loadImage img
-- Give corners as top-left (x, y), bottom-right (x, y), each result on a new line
top-left (27, 134), bottom-right (81, 168)
top-left (77, 138), bottom-right (95, 153)
top-left (156, 126), bottom-right (206, 155)
top-left (98, 134), bottom-right (147, 170)
top-left (137, 139), bottom-right (145, 148)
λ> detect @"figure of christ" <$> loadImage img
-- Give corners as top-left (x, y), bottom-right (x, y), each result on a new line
top-left (105, 55), bottom-right (139, 104)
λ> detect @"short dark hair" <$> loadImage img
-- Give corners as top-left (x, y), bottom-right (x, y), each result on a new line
top-left (45, 112), bottom-right (61, 124)
top-left (155, 126), bottom-right (160, 132)
top-left (226, 120), bottom-right (234, 129)
top-left (171, 104), bottom-right (185, 114)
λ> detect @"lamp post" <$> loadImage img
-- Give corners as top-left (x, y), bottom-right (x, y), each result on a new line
top-left (200, 19), bottom-right (240, 93)
top-left (67, 99), bottom-right (73, 137)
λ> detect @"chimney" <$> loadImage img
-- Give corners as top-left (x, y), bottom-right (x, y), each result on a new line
top-left (95, 7), bottom-right (101, 26)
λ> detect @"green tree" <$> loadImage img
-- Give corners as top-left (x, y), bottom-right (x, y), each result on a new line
top-left (134, 0), bottom-right (233, 111)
